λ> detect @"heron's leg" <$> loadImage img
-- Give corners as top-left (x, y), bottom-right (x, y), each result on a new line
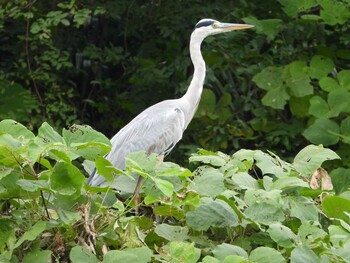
top-left (132, 154), bottom-right (165, 215)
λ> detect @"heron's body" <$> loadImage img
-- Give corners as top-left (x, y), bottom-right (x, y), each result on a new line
top-left (88, 18), bottom-right (253, 187)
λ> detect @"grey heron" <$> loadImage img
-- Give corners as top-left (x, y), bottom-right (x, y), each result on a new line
top-left (87, 18), bottom-right (254, 191)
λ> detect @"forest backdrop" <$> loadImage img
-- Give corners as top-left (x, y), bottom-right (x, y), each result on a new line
top-left (1, 0), bottom-right (350, 262)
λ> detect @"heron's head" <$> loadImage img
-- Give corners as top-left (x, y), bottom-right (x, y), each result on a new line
top-left (194, 18), bottom-right (254, 37)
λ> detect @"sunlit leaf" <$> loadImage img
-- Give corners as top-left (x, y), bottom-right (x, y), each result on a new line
top-left (212, 243), bottom-right (248, 261)
top-left (267, 223), bottom-right (296, 248)
top-left (103, 247), bottom-right (152, 263)
top-left (249, 247), bottom-right (286, 263)
top-left (290, 246), bottom-right (319, 263)
top-left (293, 145), bottom-right (340, 175)
top-left (192, 167), bottom-right (225, 197)
top-left (186, 198), bottom-right (239, 231)
top-left (245, 202), bottom-right (285, 225)
top-left (14, 221), bottom-right (46, 248)
top-left (70, 246), bottom-right (99, 263)
top-left (154, 223), bottom-right (189, 241)
top-left (22, 250), bottom-right (52, 263)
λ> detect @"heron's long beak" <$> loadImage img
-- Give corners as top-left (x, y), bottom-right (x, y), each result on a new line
top-left (219, 23), bottom-right (255, 32)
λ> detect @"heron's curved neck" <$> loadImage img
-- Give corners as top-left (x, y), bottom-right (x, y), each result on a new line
top-left (182, 31), bottom-right (206, 124)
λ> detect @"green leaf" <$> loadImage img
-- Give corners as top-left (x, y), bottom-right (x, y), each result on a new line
top-left (22, 250), bottom-right (52, 263)
top-left (253, 66), bottom-right (284, 91)
top-left (196, 88), bottom-right (217, 117)
top-left (285, 61), bottom-right (313, 97)
top-left (154, 224), bottom-right (189, 241)
top-left (244, 202), bottom-right (285, 225)
top-left (267, 223), bottom-right (296, 248)
top-left (261, 86), bottom-right (290, 109)
top-left (308, 96), bottom-right (329, 118)
top-left (320, 0), bottom-right (350, 25)
top-left (329, 225), bottom-right (350, 247)
top-left (303, 119), bottom-right (340, 146)
top-left (51, 162), bottom-right (85, 195)
top-left (125, 151), bottom-right (158, 174)
top-left (162, 241), bottom-right (200, 263)
top-left (328, 89), bottom-right (350, 117)
top-left (36, 122), bottom-right (65, 144)
top-left (286, 196), bottom-right (318, 222)
top-left (153, 178), bottom-right (174, 197)
top-left (0, 80), bottom-right (38, 122)
top-left (322, 196), bottom-right (350, 223)
top-left (57, 208), bottom-right (82, 225)
top-left (243, 17), bottom-right (282, 41)
top-left (277, 0), bottom-right (318, 17)
top-left (189, 149), bottom-right (228, 166)
top-left (270, 176), bottom-right (309, 190)
top-left (338, 70), bottom-right (350, 90)
top-left (95, 156), bottom-right (129, 182)
top-left (103, 247), bottom-right (152, 263)
top-left (290, 246), bottom-right (320, 263)
top-left (70, 246), bottom-right (99, 263)
top-left (212, 243), bottom-right (248, 261)
top-left (16, 179), bottom-right (50, 192)
top-left (293, 145), bottom-right (340, 175)
top-left (202, 256), bottom-right (221, 263)
top-left (0, 119), bottom-right (34, 140)
top-left (63, 124), bottom-right (110, 145)
top-left (0, 219), bottom-right (15, 253)
top-left (319, 77), bottom-right (340, 92)
top-left (249, 247), bottom-right (286, 263)
top-left (229, 172), bottom-right (260, 190)
top-left (308, 55), bottom-right (334, 79)
top-left (14, 221), bottom-right (46, 248)
top-left (186, 198), bottom-right (239, 231)
top-left (153, 205), bottom-right (184, 220)
top-left (330, 168), bottom-right (350, 195)
top-left (192, 167), bottom-right (225, 197)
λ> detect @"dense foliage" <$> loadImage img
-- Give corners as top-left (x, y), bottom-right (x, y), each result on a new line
top-left (1, 0), bottom-right (350, 262)
top-left (1, 119), bottom-right (350, 262)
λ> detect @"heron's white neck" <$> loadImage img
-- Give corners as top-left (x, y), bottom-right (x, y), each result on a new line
top-left (182, 31), bottom-right (207, 126)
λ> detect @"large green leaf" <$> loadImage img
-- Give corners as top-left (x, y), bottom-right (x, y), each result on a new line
top-left (186, 198), bottom-right (239, 231)
top-left (308, 96), bottom-right (329, 118)
top-left (267, 223), bottom-right (296, 248)
top-left (103, 247), bottom-right (152, 263)
top-left (319, 77), bottom-right (340, 92)
top-left (322, 196), bottom-right (350, 223)
top-left (70, 246), bottom-right (99, 263)
top-left (286, 196), bottom-right (318, 222)
top-left (0, 80), bottom-right (38, 122)
top-left (22, 250), bottom-right (52, 263)
top-left (277, 0), bottom-right (318, 17)
top-left (328, 89), bottom-right (350, 117)
top-left (0, 119), bottom-right (34, 140)
top-left (338, 70), bottom-right (350, 90)
top-left (302, 119), bottom-right (340, 146)
top-left (330, 168), bottom-right (350, 194)
top-left (154, 224), bottom-right (189, 241)
top-left (308, 55), bottom-right (334, 79)
top-left (161, 241), bottom-right (200, 263)
top-left (249, 247), bottom-right (286, 263)
top-left (261, 86), bottom-right (290, 109)
top-left (50, 162), bottom-right (85, 195)
top-left (290, 246), bottom-right (320, 263)
top-left (285, 61), bottom-right (313, 97)
top-left (293, 145), bottom-right (340, 175)
top-left (212, 243), bottom-right (248, 261)
top-left (192, 167), bottom-right (225, 197)
top-left (253, 66), bottom-right (284, 91)
top-left (320, 0), bottom-right (350, 25)
top-left (63, 124), bottom-right (110, 145)
top-left (244, 202), bottom-right (285, 225)
top-left (14, 221), bottom-right (46, 248)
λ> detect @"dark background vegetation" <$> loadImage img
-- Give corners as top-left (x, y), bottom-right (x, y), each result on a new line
top-left (2, 0), bottom-right (349, 167)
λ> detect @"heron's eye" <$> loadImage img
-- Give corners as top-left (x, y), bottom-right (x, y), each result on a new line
top-left (212, 23), bottom-right (219, 28)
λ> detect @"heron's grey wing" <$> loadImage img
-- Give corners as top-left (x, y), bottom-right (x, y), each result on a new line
top-left (87, 100), bottom-right (186, 187)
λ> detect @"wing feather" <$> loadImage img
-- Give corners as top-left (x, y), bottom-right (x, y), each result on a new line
top-left (88, 99), bottom-right (186, 186)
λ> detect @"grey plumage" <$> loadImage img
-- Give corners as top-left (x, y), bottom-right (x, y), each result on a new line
top-left (87, 18), bottom-right (254, 188)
